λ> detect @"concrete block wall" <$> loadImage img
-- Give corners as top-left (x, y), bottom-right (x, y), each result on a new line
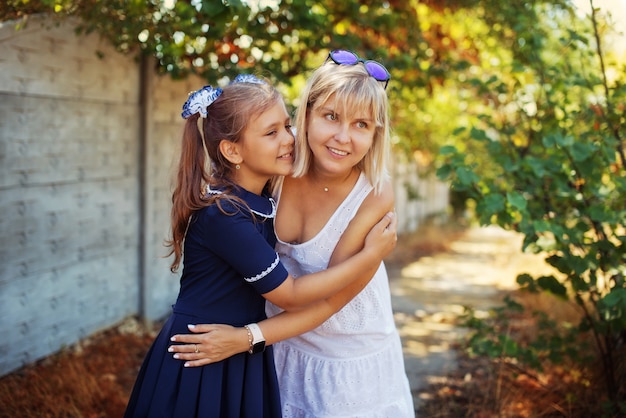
top-left (0, 17), bottom-right (196, 376)
top-left (0, 17), bottom-right (140, 374)
top-left (0, 16), bottom-right (449, 377)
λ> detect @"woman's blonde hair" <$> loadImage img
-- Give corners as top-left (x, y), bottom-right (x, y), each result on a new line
top-left (292, 61), bottom-right (391, 193)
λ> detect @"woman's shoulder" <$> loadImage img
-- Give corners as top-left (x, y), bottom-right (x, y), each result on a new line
top-left (359, 177), bottom-right (395, 216)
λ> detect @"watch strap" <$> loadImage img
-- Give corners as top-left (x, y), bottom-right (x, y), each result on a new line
top-left (244, 323), bottom-right (265, 354)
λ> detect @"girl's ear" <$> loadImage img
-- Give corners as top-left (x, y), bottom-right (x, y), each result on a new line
top-left (218, 140), bottom-right (243, 165)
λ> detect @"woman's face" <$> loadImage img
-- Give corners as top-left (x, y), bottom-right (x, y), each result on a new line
top-left (306, 95), bottom-right (375, 176)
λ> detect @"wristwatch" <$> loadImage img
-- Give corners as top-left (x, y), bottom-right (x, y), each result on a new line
top-left (244, 323), bottom-right (266, 354)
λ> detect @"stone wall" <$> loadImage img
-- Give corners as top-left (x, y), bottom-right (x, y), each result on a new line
top-left (0, 17), bottom-right (202, 376)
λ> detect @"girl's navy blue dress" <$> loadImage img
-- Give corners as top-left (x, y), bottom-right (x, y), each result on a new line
top-left (125, 187), bottom-right (288, 418)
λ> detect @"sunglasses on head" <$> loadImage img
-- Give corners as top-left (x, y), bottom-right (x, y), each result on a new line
top-left (327, 49), bottom-right (391, 89)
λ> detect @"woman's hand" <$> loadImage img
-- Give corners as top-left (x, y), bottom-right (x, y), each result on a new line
top-left (168, 324), bottom-right (249, 367)
top-left (363, 211), bottom-right (397, 259)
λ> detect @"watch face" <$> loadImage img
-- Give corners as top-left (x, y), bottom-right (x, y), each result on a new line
top-left (251, 341), bottom-right (266, 354)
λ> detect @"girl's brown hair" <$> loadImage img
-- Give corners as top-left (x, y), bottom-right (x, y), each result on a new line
top-left (166, 79), bottom-right (283, 272)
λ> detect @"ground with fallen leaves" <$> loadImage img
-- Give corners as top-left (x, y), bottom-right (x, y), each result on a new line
top-left (0, 223), bottom-right (618, 417)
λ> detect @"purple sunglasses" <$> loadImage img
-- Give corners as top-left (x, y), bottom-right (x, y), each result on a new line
top-left (328, 49), bottom-right (391, 89)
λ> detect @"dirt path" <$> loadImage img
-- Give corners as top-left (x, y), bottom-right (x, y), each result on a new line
top-left (387, 225), bottom-right (548, 414)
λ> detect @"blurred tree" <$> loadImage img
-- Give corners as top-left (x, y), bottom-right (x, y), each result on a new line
top-left (438, 0), bottom-right (626, 413)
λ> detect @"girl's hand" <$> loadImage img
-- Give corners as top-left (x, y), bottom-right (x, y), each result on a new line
top-left (168, 324), bottom-right (249, 367)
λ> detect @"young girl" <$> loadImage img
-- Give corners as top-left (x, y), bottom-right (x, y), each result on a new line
top-left (123, 74), bottom-right (397, 418)
top-left (170, 52), bottom-right (415, 417)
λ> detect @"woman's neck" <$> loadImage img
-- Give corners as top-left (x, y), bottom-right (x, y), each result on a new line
top-left (307, 167), bottom-right (358, 193)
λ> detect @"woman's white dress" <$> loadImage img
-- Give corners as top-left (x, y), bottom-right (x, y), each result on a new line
top-left (266, 173), bottom-right (415, 418)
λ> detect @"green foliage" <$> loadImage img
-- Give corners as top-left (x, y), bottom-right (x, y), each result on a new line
top-left (463, 296), bottom-right (586, 372)
top-left (0, 0), bottom-right (501, 161)
top-left (0, 0), bottom-right (430, 86)
top-left (438, 1), bottom-right (626, 409)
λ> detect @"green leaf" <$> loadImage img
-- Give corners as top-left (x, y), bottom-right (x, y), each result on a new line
top-left (517, 273), bottom-right (539, 292)
top-left (439, 145), bottom-right (458, 155)
top-left (456, 167), bottom-right (479, 186)
top-left (598, 289), bottom-right (626, 326)
top-left (536, 275), bottom-right (567, 298)
top-left (601, 288), bottom-right (626, 308)
top-left (436, 164), bottom-right (452, 180)
top-left (483, 193), bottom-right (506, 214)
top-left (502, 337), bottom-right (519, 356)
top-left (588, 204), bottom-right (611, 222)
top-left (470, 127), bottom-right (488, 141)
top-left (570, 141), bottom-right (594, 162)
top-left (452, 127), bottom-right (466, 136)
top-left (542, 134), bottom-right (557, 148)
top-left (554, 133), bottom-right (574, 147)
top-left (507, 191), bottom-right (527, 210)
top-left (201, 1), bottom-right (229, 17)
top-left (525, 157), bottom-right (547, 177)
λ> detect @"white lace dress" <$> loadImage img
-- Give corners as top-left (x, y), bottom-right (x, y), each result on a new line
top-left (266, 173), bottom-right (415, 418)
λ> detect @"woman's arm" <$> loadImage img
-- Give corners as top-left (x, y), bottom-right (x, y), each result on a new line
top-left (170, 182), bottom-right (395, 366)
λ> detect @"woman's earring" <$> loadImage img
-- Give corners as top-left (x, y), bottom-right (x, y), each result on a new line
top-left (235, 164), bottom-right (241, 170)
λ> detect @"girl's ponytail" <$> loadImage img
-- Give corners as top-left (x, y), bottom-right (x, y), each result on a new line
top-left (167, 114), bottom-right (211, 272)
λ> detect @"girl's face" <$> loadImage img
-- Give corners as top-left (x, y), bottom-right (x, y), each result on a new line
top-left (236, 100), bottom-right (294, 193)
top-left (306, 95), bottom-right (375, 176)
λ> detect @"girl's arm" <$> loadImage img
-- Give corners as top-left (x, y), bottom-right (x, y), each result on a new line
top-left (170, 182), bottom-right (395, 366)
top-left (262, 198), bottom-right (395, 310)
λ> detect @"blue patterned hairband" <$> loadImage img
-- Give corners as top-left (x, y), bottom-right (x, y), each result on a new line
top-left (181, 74), bottom-right (267, 119)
